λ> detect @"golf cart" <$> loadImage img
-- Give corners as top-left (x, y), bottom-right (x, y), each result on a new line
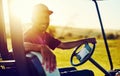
top-left (0, 0), bottom-right (119, 76)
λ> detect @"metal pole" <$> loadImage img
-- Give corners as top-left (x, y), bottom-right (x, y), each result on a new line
top-left (0, 0), bottom-right (10, 60)
top-left (7, 0), bottom-right (30, 76)
top-left (89, 58), bottom-right (111, 76)
top-left (92, 0), bottom-right (113, 70)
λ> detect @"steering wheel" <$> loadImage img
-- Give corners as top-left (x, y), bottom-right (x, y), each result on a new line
top-left (70, 39), bottom-right (96, 66)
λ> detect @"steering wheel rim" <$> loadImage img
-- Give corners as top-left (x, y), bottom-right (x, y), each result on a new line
top-left (70, 42), bottom-right (96, 66)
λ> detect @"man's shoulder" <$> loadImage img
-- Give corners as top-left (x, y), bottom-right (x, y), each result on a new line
top-left (24, 28), bottom-right (35, 40)
top-left (24, 28), bottom-right (34, 36)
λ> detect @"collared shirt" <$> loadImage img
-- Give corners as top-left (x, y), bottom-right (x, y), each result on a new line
top-left (24, 28), bottom-right (61, 50)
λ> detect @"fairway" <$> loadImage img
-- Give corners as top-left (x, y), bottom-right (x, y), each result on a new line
top-left (7, 39), bottom-right (120, 76)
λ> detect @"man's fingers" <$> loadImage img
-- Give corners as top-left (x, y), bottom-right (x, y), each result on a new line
top-left (91, 38), bottom-right (96, 44)
top-left (50, 55), bottom-right (56, 72)
top-left (41, 51), bottom-right (46, 65)
top-left (42, 53), bottom-right (50, 71)
top-left (40, 46), bottom-right (56, 73)
top-left (45, 58), bottom-right (49, 71)
top-left (52, 56), bottom-right (56, 71)
top-left (86, 38), bottom-right (96, 44)
top-left (42, 55), bottom-right (45, 65)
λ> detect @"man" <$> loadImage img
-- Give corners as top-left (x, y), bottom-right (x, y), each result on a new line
top-left (24, 3), bottom-right (96, 72)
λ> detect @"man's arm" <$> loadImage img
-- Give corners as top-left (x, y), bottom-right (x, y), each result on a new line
top-left (57, 38), bottom-right (96, 49)
top-left (24, 42), bottom-right (41, 52)
top-left (24, 42), bottom-right (56, 72)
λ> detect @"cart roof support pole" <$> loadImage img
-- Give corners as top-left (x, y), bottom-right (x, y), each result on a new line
top-left (7, 0), bottom-right (30, 76)
top-left (0, 0), bottom-right (10, 60)
top-left (93, 0), bottom-right (113, 70)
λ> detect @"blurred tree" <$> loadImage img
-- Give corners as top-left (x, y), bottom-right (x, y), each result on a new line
top-left (107, 33), bottom-right (116, 39)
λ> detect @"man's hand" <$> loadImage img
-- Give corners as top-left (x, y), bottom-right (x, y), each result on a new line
top-left (24, 42), bottom-right (56, 72)
top-left (40, 45), bottom-right (56, 73)
top-left (85, 38), bottom-right (96, 44)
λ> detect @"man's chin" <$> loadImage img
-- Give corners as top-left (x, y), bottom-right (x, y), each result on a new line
top-left (39, 29), bottom-right (46, 33)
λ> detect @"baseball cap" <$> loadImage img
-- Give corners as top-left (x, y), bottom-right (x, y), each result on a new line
top-left (33, 3), bottom-right (53, 15)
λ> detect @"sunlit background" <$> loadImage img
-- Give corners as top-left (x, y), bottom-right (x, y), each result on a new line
top-left (2, 1), bottom-right (120, 76)
top-left (2, 0), bottom-right (120, 31)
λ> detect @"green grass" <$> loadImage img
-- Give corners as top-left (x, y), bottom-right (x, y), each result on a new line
top-left (54, 39), bottom-right (120, 76)
top-left (7, 39), bottom-right (120, 76)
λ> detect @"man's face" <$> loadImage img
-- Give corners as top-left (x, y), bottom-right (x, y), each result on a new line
top-left (33, 12), bottom-right (50, 32)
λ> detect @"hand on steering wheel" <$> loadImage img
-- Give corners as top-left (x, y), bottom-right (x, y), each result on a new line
top-left (70, 38), bottom-right (96, 66)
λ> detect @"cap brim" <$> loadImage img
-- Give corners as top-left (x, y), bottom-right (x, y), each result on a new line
top-left (49, 10), bottom-right (53, 15)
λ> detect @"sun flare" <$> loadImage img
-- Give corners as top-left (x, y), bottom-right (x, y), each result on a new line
top-left (3, 0), bottom-right (42, 23)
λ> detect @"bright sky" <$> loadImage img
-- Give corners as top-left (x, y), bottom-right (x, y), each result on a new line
top-left (3, 0), bottom-right (120, 30)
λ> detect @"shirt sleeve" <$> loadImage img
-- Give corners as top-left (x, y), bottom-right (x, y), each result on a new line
top-left (46, 33), bottom-right (61, 50)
